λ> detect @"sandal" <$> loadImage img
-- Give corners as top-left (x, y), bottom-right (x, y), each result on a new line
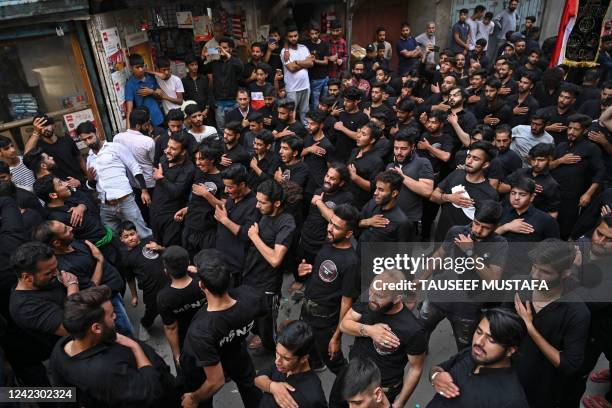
top-left (582, 395), bottom-right (612, 408)
top-left (590, 368), bottom-right (611, 383)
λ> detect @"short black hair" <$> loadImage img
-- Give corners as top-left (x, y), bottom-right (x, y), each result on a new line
top-left (329, 162), bottom-right (350, 184)
top-left (495, 124), bottom-right (512, 138)
top-left (33, 174), bottom-right (57, 203)
top-left (129, 108), bottom-right (150, 128)
top-left (509, 175), bottom-right (536, 194)
top-left (156, 57), bottom-right (171, 69)
top-left (218, 36), bottom-right (234, 48)
top-left (333, 203), bottom-right (361, 232)
top-left (278, 100), bottom-right (296, 112)
top-left (559, 82), bottom-right (580, 98)
top-left (248, 110), bottom-right (264, 123)
top-left (12, 242), bottom-right (55, 278)
top-left (63, 285), bottom-right (112, 339)
top-left (394, 127), bottom-right (420, 146)
top-left (194, 248), bottom-right (230, 295)
top-left (276, 320), bottom-right (314, 358)
top-left (471, 68), bottom-right (488, 79)
top-left (23, 147), bottom-right (46, 174)
top-left (184, 104), bottom-right (201, 117)
top-left (528, 142), bottom-right (555, 158)
top-left (474, 200), bottom-right (502, 224)
top-left (342, 356), bottom-right (382, 399)
top-left (526, 15), bottom-right (536, 23)
top-left (280, 135), bottom-right (303, 156)
top-left (361, 122), bottom-right (383, 142)
top-left (0, 160), bottom-right (8, 175)
top-left (475, 5), bottom-right (486, 13)
top-left (459, 8), bottom-right (469, 14)
top-left (166, 108), bottom-right (185, 123)
top-left (327, 78), bottom-right (341, 88)
top-left (469, 140), bottom-right (496, 162)
top-left (224, 120), bottom-right (243, 135)
top-left (254, 129), bottom-right (274, 145)
top-left (485, 77), bottom-right (502, 89)
top-left (257, 179), bottom-right (284, 204)
top-left (76, 121), bottom-right (96, 136)
top-left (476, 38), bottom-right (488, 47)
top-left (481, 307), bottom-right (527, 348)
top-left (197, 143), bottom-right (223, 165)
top-left (529, 238), bottom-right (576, 274)
top-left (169, 131), bottom-right (191, 151)
top-left (118, 220), bottom-right (137, 235)
top-left (375, 170), bottom-right (403, 193)
top-left (567, 113), bottom-right (592, 130)
top-left (128, 53), bottom-right (145, 67)
top-left (0, 135), bottom-right (12, 149)
top-left (184, 54), bottom-right (198, 65)
top-left (162, 246), bottom-right (190, 279)
top-left (396, 98), bottom-right (416, 113)
top-left (221, 164), bottom-right (248, 185)
top-left (306, 110), bottom-right (327, 124)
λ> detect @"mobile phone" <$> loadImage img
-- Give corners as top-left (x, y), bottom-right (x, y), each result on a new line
top-left (267, 37), bottom-right (276, 44)
top-left (208, 47), bottom-right (219, 55)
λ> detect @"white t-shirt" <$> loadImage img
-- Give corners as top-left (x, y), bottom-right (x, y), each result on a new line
top-left (156, 74), bottom-right (184, 113)
top-left (476, 21), bottom-right (495, 50)
top-left (189, 126), bottom-right (219, 143)
top-left (283, 44), bottom-right (311, 93)
top-left (466, 18), bottom-right (479, 50)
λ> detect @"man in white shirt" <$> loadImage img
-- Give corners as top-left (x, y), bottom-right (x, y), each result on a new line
top-left (282, 26), bottom-right (314, 126)
top-left (153, 57), bottom-right (184, 114)
top-left (415, 22), bottom-right (437, 65)
top-left (112, 108), bottom-right (156, 223)
top-left (184, 104), bottom-right (219, 143)
top-left (511, 113), bottom-right (554, 167)
top-left (477, 12), bottom-right (495, 51)
top-left (76, 121), bottom-right (152, 238)
top-left (466, 5), bottom-right (486, 51)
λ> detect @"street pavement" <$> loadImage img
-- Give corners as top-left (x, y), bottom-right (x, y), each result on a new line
top-left (125, 276), bottom-right (608, 408)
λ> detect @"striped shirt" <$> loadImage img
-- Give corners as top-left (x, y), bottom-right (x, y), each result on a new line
top-left (10, 156), bottom-right (36, 191)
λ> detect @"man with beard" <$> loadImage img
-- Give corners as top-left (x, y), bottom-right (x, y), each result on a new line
top-left (78, 121), bottom-right (152, 238)
top-left (185, 104), bottom-right (218, 144)
top-left (551, 114), bottom-right (605, 239)
top-left (513, 239), bottom-right (590, 408)
top-left (242, 111), bottom-right (265, 155)
top-left (214, 165), bottom-right (259, 283)
top-left (221, 121), bottom-right (251, 170)
top-left (418, 200), bottom-right (507, 350)
top-left (302, 110), bottom-right (335, 201)
top-left (579, 80), bottom-right (612, 120)
top-left (492, 125), bottom-right (522, 179)
top-left (387, 130), bottom-right (434, 241)
top-left (538, 83), bottom-right (579, 145)
top-left (331, 269), bottom-right (427, 408)
top-left (256, 320), bottom-right (327, 408)
top-left (151, 131), bottom-right (196, 247)
top-left (243, 42), bottom-right (274, 86)
top-left (298, 204), bottom-right (360, 374)
top-left (154, 109), bottom-right (198, 165)
top-left (445, 87), bottom-right (479, 150)
top-left (50, 286), bottom-right (178, 407)
top-left (244, 180), bottom-right (295, 351)
top-left (282, 26), bottom-right (313, 125)
top-left (510, 113), bottom-right (554, 167)
top-left (180, 249), bottom-right (266, 408)
top-left (301, 164), bottom-right (353, 263)
top-left (272, 100), bottom-right (308, 151)
top-left (421, 74), bottom-right (457, 115)
top-left (495, 59), bottom-right (518, 97)
top-left (358, 170), bottom-right (410, 248)
top-left (349, 61), bottom-right (370, 98)
top-left (426, 308), bottom-right (528, 408)
top-left (156, 246), bottom-right (205, 368)
top-left (391, 99), bottom-right (421, 138)
top-left (515, 49), bottom-right (543, 83)
top-left (333, 86), bottom-right (370, 163)
top-left (33, 220), bottom-right (133, 335)
top-left (507, 73), bottom-right (539, 128)
top-left (117, 221), bottom-right (168, 340)
top-left (366, 82), bottom-right (396, 127)
top-left (397, 22), bottom-right (422, 75)
top-left (274, 135), bottom-right (309, 191)
top-left (347, 122), bottom-right (384, 209)
top-left (175, 144), bottom-right (224, 258)
top-left (327, 19), bottom-right (348, 79)
top-left (303, 25), bottom-right (331, 111)
top-left (204, 37), bottom-right (244, 131)
top-left (26, 113), bottom-right (87, 182)
top-left (248, 130), bottom-right (282, 189)
top-left (472, 78), bottom-right (512, 128)
top-left (430, 141), bottom-right (498, 242)
top-left (9, 242), bottom-right (79, 361)
top-left (465, 69), bottom-right (486, 108)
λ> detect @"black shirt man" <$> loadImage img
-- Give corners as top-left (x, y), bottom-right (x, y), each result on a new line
top-left (537, 83), bottom-right (579, 145)
top-left (303, 110), bottom-right (336, 196)
top-left (506, 73), bottom-right (540, 128)
top-left (221, 121), bottom-right (251, 170)
top-left (332, 87), bottom-right (370, 163)
top-left (347, 122), bottom-right (384, 209)
top-left (472, 78), bottom-right (512, 128)
top-left (247, 129), bottom-right (281, 190)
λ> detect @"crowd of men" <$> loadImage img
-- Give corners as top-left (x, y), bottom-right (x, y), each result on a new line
top-left (0, 1), bottom-right (612, 407)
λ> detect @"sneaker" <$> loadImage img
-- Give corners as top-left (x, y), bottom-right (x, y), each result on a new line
top-left (590, 368), bottom-right (611, 383)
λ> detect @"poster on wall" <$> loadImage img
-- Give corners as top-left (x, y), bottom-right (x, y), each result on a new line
top-left (100, 26), bottom-right (129, 122)
top-left (64, 109), bottom-right (95, 149)
top-left (101, 27), bottom-right (121, 56)
top-left (176, 11), bottom-right (194, 28)
top-left (126, 31), bottom-right (154, 69)
top-left (193, 15), bottom-right (213, 42)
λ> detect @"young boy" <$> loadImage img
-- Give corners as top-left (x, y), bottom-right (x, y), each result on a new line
top-left (260, 86), bottom-right (278, 130)
top-left (118, 220), bottom-right (169, 340)
top-left (152, 57), bottom-right (184, 114)
top-left (125, 53), bottom-right (164, 128)
top-left (248, 63), bottom-right (274, 110)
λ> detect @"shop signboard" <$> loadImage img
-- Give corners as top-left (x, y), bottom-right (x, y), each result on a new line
top-left (126, 31), bottom-right (154, 69)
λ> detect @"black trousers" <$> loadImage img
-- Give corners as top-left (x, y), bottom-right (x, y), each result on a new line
top-left (182, 225), bottom-right (216, 260)
top-left (255, 293), bottom-right (279, 351)
top-left (421, 199), bottom-right (440, 241)
top-left (140, 295), bottom-right (159, 328)
top-left (301, 306), bottom-right (346, 374)
top-left (151, 213), bottom-right (183, 247)
top-left (133, 187), bottom-right (154, 225)
top-left (558, 194), bottom-right (581, 240)
top-left (418, 300), bottom-right (478, 351)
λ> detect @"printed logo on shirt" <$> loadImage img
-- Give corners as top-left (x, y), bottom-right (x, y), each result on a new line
top-left (141, 247), bottom-right (160, 259)
top-left (318, 259), bottom-right (338, 283)
top-left (282, 169), bottom-right (291, 181)
top-left (219, 320), bottom-right (255, 347)
top-left (325, 201), bottom-right (336, 209)
top-left (373, 330), bottom-right (400, 355)
top-left (203, 181), bottom-right (218, 194)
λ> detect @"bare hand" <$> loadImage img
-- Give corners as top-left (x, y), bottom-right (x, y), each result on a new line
top-left (181, 392), bottom-right (199, 408)
top-left (505, 218), bottom-right (535, 234)
top-left (87, 167), bottom-right (97, 182)
top-left (84, 240), bottom-right (104, 262)
top-left (588, 130), bottom-right (609, 145)
top-left (297, 259), bottom-right (312, 277)
top-left (59, 270), bottom-right (79, 289)
top-left (432, 371), bottom-right (461, 398)
top-left (248, 222), bottom-right (260, 240)
top-left (214, 204), bottom-right (228, 223)
top-left (547, 123), bottom-right (568, 133)
top-left (514, 293), bottom-right (533, 326)
top-left (446, 190), bottom-right (474, 208)
top-left (367, 214), bottom-right (390, 228)
top-left (68, 205), bottom-right (85, 227)
top-left (579, 193), bottom-right (592, 208)
top-left (153, 164), bottom-right (164, 180)
top-left (454, 233), bottom-right (474, 253)
top-left (192, 183), bottom-right (211, 198)
top-left (328, 336), bottom-right (341, 360)
top-left (367, 323), bottom-right (400, 348)
top-left (32, 116), bottom-right (48, 135)
top-left (513, 106), bottom-right (529, 115)
top-left (559, 153), bottom-right (581, 165)
top-left (220, 154), bottom-right (233, 167)
top-left (145, 241), bottom-right (164, 252)
top-left (136, 87), bottom-right (155, 97)
top-left (65, 177), bottom-right (81, 189)
top-left (141, 189), bottom-right (151, 206)
top-left (174, 207), bottom-right (188, 222)
top-left (269, 382), bottom-right (298, 408)
top-left (131, 296), bottom-right (139, 307)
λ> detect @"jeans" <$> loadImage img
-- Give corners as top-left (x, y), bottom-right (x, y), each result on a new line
top-left (215, 100), bottom-right (237, 132)
top-left (309, 77), bottom-right (328, 111)
top-left (100, 194), bottom-right (152, 239)
top-left (286, 88), bottom-right (310, 126)
top-left (112, 293), bottom-right (134, 337)
top-left (418, 300), bottom-right (478, 351)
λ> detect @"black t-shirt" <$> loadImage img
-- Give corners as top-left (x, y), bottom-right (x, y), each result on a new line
top-left (349, 302), bottom-right (427, 386)
top-left (300, 188), bottom-right (353, 253)
top-left (57, 240), bottom-right (125, 294)
top-left (47, 204), bottom-right (105, 242)
top-left (506, 93), bottom-right (540, 128)
top-left (358, 199), bottom-right (410, 244)
top-left (499, 205), bottom-right (560, 243)
top-left (347, 148), bottom-right (384, 208)
top-left (9, 281), bottom-right (65, 359)
top-left (509, 168), bottom-right (561, 213)
top-left (427, 348), bottom-right (529, 408)
top-left (223, 142), bottom-right (251, 170)
top-left (151, 158), bottom-right (196, 216)
top-left (303, 133), bottom-right (335, 194)
top-left (248, 152), bottom-right (282, 190)
top-left (552, 138), bottom-right (606, 198)
top-left (156, 274), bottom-right (205, 346)
top-left (180, 286), bottom-right (266, 389)
top-left (38, 135), bottom-right (84, 181)
top-left (302, 40), bottom-right (330, 80)
top-left (281, 161), bottom-right (309, 190)
top-left (496, 149), bottom-right (523, 177)
top-left (185, 171), bottom-right (224, 231)
top-left (417, 131), bottom-right (455, 175)
top-left (536, 106), bottom-right (576, 145)
top-left (244, 212), bottom-right (295, 293)
top-left (215, 191), bottom-right (260, 275)
top-left (258, 365), bottom-right (327, 408)
top-left (386, 154), bottom-right (434, 221)
top-left (333, 111), bottom-right (369, 163)
top-left (304, 243), bottom-right (360, 311)
top-left (436, 170), bottom-right (499, 241)
top-left (122, 237), bottom-right (168, 301)
top-left (154, 131), bottom-right (198, 166)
